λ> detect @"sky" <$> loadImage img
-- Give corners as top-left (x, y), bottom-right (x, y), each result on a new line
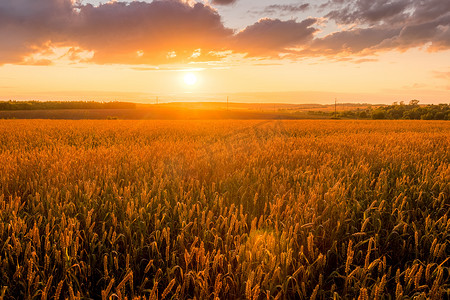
top-left (0, 0), bottom-right (449, 104)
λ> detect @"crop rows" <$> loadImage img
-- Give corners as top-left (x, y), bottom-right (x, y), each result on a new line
top-left (0, 120), bottom-right (449, 299)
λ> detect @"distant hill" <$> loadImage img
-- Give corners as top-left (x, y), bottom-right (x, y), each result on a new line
top-left (137, 102), bottom-right (375, 112)
top-left (0, 107), bottom-right (323, 120)
top-left (0, 100), bottom-right (136, 110)
top-left (0, 100), bottom-right (371, 120)
top-left (0, 100), bottom-right (447, 120)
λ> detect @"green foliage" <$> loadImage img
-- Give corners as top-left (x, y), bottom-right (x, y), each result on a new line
top-left (334, 101), bottom-right (449, 120)
top-left (373, 101), bottom-right (450, 120)
top-left (371, 110), bottom-right (386, 119)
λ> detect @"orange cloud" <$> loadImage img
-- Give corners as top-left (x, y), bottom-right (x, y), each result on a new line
top-left (69, 1), bottom-right (234, 64)
top-left (0, 0), bottom-right (234, 65)
top-left (1, 0), bottom-right (450, 66)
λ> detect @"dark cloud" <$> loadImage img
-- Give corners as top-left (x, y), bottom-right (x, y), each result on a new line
top-left (410, 0), bottom-right (450, 23)
top-left (323, 0), bottom-right (450, 26)
top-left (305, 27), bottom-right (400, 55)
top-left (234, 18), bottom-right (318, 56)
top-left (0, 0), bottom-right (74, 63)
top-left (311, 0), bottom-right (450, 56)
top-left (324, 0), bottom-right (450, 28)
top-left (383, 16), bottom-right (450, 50)
top-left (318, 0), bottom-right (348, 11)
top-left (211, 0), bottom-right (237, 5)
top-left (249, 3), bottom-right (310, 16)
top-left (325, 0), bottom-right (413, 25)
top-left (267, 4), bottom-right (309, 13)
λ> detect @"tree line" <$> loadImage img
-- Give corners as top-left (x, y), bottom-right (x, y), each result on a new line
top-left (336, 100), bottom-right (450, 120)
top-left (0, 101), bottom-right (136, 110)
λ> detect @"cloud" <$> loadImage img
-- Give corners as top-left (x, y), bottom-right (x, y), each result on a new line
top-left (402, 83), bottom-right (426, 89)
top-left (378, 16), bottom-right (450, 51)
top-left (234, 18), bottom-right (318, 56)
top-left (1, 0), bottom-right (450, 65)
top-left (249, 3), bottom-right (310, 16)
top-left (211, 0), bottom-right (237, 5)
top-left (325, 0), bottom-right (413, 25)
top-left (324, 0), bottom-right (450, 26)
top-left (304, 27), bottom-right (401, 56)
top-left (269, 4), bottom-right (310, 13)
top-left (0, 0), bottom-right (74, 63)
top-left (433, 71), bottom-right (450, 79)
top-left (22, 58), bottom-right (53, 66)
top-left (70, 1), bottom-right (234, 64)
top-left (0, 0), bottom-right (235, 65)
top-left (0, 0), bottom-right (319, 64)
top-left (410, 0), bottom-right (450, 23)
top-left (308, 0), bottom-right (450, 56)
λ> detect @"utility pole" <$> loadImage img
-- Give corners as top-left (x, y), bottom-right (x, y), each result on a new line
top-left (335, 98), bottom-right (337, 118)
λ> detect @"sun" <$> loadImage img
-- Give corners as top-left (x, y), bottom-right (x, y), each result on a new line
top-left (184, 73), bottom-right (197, 86)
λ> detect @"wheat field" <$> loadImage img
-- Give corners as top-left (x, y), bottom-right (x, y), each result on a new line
top-left (0, 120), bottom-right (449, 299)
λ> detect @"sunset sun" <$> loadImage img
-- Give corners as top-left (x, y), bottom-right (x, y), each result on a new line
top-left (184, 73), bottom-right (197, 86)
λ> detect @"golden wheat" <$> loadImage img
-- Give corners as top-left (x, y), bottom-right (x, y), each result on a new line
top-left (0, 120), bottom-right (448, 299)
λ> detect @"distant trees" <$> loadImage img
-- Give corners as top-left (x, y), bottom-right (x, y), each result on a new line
top-left (0, 101), bottom-right (136, 110)
top-left (374, 101), bottom-right (449, 120)
top-left (336, 101), bottom-right (450, 120)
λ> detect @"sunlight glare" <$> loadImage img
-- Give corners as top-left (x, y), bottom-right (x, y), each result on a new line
top-left (184, 73), bottom-right (197, 86)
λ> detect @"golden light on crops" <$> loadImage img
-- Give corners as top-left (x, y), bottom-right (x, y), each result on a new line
top-left (0, 120), bottom-right (449, 298)
top-left (242, 230), bottom-right (277, 264)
